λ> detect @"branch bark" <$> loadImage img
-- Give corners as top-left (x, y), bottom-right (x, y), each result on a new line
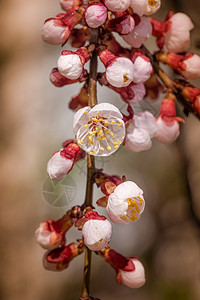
top-left (80, 28), bottom-right (99, 299)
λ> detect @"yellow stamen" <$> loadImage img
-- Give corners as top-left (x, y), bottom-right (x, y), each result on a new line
top-left (92, 118), bottom-right (98, 122)
top-left (107, 146), bottom-right (111, 151)
top-left (123, 74), bottom-right (129, 83)
top-left (96, 111), bottom-right (100, 115)
top-left (84, 111), bottom-right (88, 114)
top-left (84, 124), bottom-right (89, 128)
top-left (111, 120), bottom-right (116, 124)
top-left (114, 145), bottom-right (119, 149)
top-left (104, 121), bottom-right (109, 126)
top-left (100, 147), bottom-right (105, 151)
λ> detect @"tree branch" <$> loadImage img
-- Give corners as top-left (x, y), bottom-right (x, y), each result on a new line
top-left (80, 28), bottom-right (99, 300)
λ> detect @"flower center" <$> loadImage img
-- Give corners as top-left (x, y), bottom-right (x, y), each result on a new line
top-left (148, 0), bottom-right (158, 8)
top-left (121, 196), bottom-right (144, 222)
top-left (76, 110), bottom-right (125, 156)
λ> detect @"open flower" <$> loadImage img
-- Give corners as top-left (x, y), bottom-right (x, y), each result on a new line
top-left (123, 16), bottom-right (152, 48)
top-left (125, 111), bottom-right (157, 152)
top-left (85, 3), bottom-right (107, 28)
top-left (104, 0), bottom-right (131, 12)
top-left (35, 213), bottom-right (73, 250)
top-left (130, 0), bottom-right (161, 16)
top-left (106, 181), bottom-right (145, 224)
top-left (73, 103), bottom-right (125, 156)
top-left (80, 211), bottom-right (112, 251)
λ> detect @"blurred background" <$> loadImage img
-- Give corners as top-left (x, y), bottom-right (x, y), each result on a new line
top-left (0, 0), bottom-right (200, 299)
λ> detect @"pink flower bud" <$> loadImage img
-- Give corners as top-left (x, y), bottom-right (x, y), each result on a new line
top-left (43, 242), bottom-right (84, 271)
top-left (47, 142), bottom-right (81, 180)
top-left (164, 13), bottom-right (194, 53)
top-left (106, 181), bottom-right (145, 224)
top-left (125, 83), bottom-right (146, 104)
top-left (85, 3), bottom-right (107, 28)
top-left (131, 52), bottom-right (153, 83)
top-left (179, 54), bottom-right (200, 80)
top-left (125, 126), bottom-right (152, 152)
top-left (82, 218), bottom-right (112, 251)
top-left (42, 10), bottom-right (82, 45)
top-left (130, 0), bottom-right (161, 16)
top-left (42, 19), bottom-right (70, 45)
top-left (57, 48), bottom-right (89, 80)
top-left (107, 13), bottom-right (135, 35)
top-left (35, 214), bottom-right (73, 250)
top-left (100, 51), bottom-right (135, 88)
top-left (104, 0), bottom-right (131, 12)
top-left (125, 111), bottom-right (157, 152)
top-left (123, 16), bottom-right (152, 48)
top-left (60, 0), bottom-right (82, 12)
top-left (97, 247), bottom-right (146, 288)
top-left (155, 98), bottom-right (184, 144)
top-left (119, 258), bottom-right (146, 288)
top-left (47, 151), bottom-right (74, 180)
top-left (50, 68), bottom-right (80, 87)
top-left (151, 12), bottom-right (194, 52)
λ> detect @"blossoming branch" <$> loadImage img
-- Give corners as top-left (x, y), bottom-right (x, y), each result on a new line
top-left (36, 1), bottom-right (200, 299)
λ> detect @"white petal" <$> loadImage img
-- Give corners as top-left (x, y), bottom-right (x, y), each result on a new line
top-left (134, 111), bottom-right (158, 137)
top-left (82, 219), bottom-right (112, 251)
top-left (125, 127), bottom-right (152, 152)
top-left (73, 106), bottom-right (91, 134)
top-left (57, 54), bottom-right (83, 80)
top-left (120, 258), bottom-right (146, 288)
top-left (90, 102), bottom-right (123, 119)
top-left (47, 152), bottom-right (73, 180)
top-left (106, 57), bottom-right (134, 88)
top-left (155, 117), bottom-right (180, 144)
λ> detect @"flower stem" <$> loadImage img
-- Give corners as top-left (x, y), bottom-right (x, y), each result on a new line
top-left (80, 28), bottom-right (99, 299)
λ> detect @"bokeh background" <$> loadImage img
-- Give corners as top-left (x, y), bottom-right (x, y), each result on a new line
top-left (0, 0), bottom-right (200, 299)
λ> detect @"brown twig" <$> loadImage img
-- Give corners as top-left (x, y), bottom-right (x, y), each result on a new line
top-left (80, 28), bottom-right (99, 299)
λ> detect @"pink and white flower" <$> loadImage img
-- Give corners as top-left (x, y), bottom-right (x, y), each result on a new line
top-left (177, 54), bottom-right (200, 80)
top-left (43, 242), bottom-right (84, 271)
top-left (107, 13), bottom-right (135, 35)
top-left (119, 258), bottom-right (146, 288)
top-left (35, 214), bottom-right (72, 250)
top-left (123, 16), bottom-right (152, 48)
top-left (97, 247), bottom-right (146, 288)
top-left (131, 51), bottom-right (153, 83)
top-left (60, 0), bottom-right (82, 12)
top-left (82, 218), bottom-right (112, 251)
top-left (73, 103), bottom-right (125, 156)
top-left (104, 0), bottom-right (131, 12)
top-left (106, 181), bottom-right (145, 224)
top-left (150, 12), bottom-right (194, 53)
top-left (125, 111), bottom-right (157, 152)
top-left (85, 3), bottom-right (107, 28)
top-left (155, 98), bottom-right (185, 144)
top-left (57, 48), bottom-right (89, 80)
top-left (130, 0), bottom-right (161, 16)
top-left (47, 142), bottom-right (81, 180)
top-left (42, 11), bottom-right (82, 45)
top-left (100, 50), bottom-right (135, 88)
